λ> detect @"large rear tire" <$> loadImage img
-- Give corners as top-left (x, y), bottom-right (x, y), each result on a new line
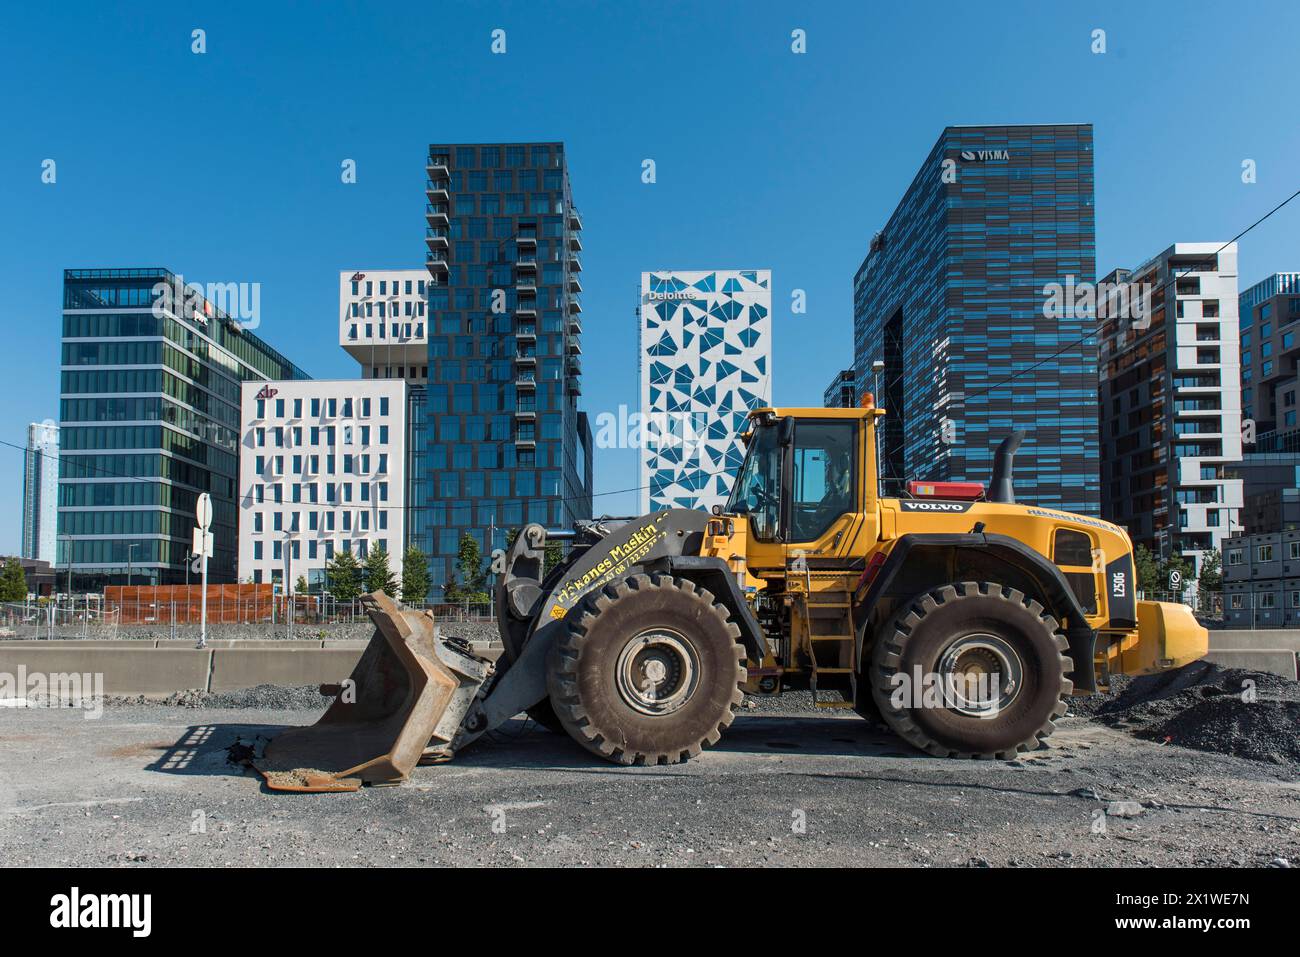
top-left (869, 582), bottom-right (1072, 758)
top-left (547, 575), bottom-right (746, 765)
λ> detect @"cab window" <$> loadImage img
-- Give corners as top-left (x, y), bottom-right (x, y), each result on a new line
top-left (1053, 528), bottom-right (1097, 614)
top-left (726, 423), bottom-right (782, 542)
top-left (790, 420), bottom-right (855, 542)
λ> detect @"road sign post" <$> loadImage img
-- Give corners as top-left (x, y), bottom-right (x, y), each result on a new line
top-left (284, 539), bottom-right (293, 641)
top-left (195, 493), bottom-right (213, 649)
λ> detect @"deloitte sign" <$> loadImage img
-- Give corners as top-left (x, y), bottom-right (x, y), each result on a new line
top-left (646, 290), bottom-right (698, 302)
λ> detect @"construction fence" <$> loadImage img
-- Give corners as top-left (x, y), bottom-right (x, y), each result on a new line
top-left (0, 598), bottom-right (121, 640)
top-left (0, 588), bottom-right (494, 639)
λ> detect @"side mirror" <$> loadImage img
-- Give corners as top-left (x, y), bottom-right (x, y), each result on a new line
top-left (777, 416), bottom-right (795, 447)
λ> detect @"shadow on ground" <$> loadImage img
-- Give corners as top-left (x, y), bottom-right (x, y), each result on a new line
top-left (143, 712), bottom-right (925, 785)
top-left (147, 722), bottom-right (285, 778)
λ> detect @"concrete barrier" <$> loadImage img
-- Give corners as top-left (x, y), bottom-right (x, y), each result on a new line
top-left (1209, 630), bottom-right (1300, 653)
top-left (0, 638), bottom-right (502, 695)
top-left (155, 639), bottom-right (327, 650)
top-left (0, 647), bottom-right (213, 696)
top-left (208, 648), bottom-right (364, 692)
top-left (1204, 649), bottom-right (1298, 680)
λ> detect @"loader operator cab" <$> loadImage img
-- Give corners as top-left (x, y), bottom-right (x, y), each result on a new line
top-left (725, 413), bottom-right (859, 544)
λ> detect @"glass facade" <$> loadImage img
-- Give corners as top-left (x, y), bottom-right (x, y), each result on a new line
top-left (419, 143), bottom-right (592, 595)
top-left (853, 125), bottom-right (1100, 514)
top-left (58, 268), bottom-right (309, 587)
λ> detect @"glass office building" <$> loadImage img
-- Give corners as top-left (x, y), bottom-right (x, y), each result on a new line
top-left (420, 143), bottom-right (592, 594)
top-left (853, 125), bottom-right (1099, 514)
top-left (59, 268), bottom-right (308, 587)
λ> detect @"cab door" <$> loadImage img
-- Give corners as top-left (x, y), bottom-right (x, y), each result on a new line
top-left (784, 418), bottom-right (861, 563)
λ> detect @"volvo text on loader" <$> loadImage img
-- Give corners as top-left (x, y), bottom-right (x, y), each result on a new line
top-left (257, 396), bottom-right (1207, 791)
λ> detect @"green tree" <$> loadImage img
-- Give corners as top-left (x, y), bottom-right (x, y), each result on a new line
top-left (0, 559), bottom-right (28, 602)
top-left (401, 546), bottom-right (430, 605)
top-left (1133, 543), bottom-right (1160, 593)
top-left (294, 574), bottom-right (308, 595)
top-left (456, 533), bottom-right (487, 595)
top-left (364, 546), bottom-right (398, 597)
top-left (326, 549), bottom-right (363, 601)
top-left (544, 540), bottom-right (565, 575)
top-left (1197, 547), bottom-right (1222, 592)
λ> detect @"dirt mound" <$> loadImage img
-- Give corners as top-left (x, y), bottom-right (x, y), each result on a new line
top-left (1074, 660), bottom-right (1300, 766)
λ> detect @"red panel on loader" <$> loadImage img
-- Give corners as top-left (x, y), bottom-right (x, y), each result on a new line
top-left (906, 481), bottom-right (986, 500)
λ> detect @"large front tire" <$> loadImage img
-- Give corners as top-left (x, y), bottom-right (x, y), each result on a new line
top-left (547, 575), bottom-right (746, 765)
top-left (869, 582), bottom-right (1072, 759)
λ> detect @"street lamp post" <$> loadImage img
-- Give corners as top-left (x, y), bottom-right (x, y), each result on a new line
top-left (59, 534), bottom-right (72, 597)
top-left (126, 543), bottom-right (140, 589)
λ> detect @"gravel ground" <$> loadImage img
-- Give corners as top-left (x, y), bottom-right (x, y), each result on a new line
top-left (104, 685), bottom-right (336, 711)
top-left (0, 696), bottom-right (1296, 867)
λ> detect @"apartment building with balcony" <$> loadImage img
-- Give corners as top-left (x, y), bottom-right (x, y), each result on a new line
top-left (420, 143), bottom-right (592, 594)
top-left (1239, 273), bottom-right (1300, 445)
top-left (1098, 243), bottom-right (1244, 573)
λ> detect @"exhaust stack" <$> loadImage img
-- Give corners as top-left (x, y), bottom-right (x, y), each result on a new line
top-left (988, 431), bottom-right (1025, 504)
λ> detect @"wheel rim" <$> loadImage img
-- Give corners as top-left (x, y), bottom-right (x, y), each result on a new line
top-left (936, 633), bottom-right (1024, 717)
top-left (615, 628), bottom-right (700, 716)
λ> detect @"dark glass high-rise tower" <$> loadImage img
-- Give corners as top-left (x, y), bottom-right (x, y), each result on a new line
top-left (420, 143), bottom-right (591, 594)
top-left (853, 125), bottom-right (1099, 514)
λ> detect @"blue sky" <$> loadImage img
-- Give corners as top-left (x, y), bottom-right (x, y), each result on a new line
top-left (1, 0), bottom-right (1297, 552)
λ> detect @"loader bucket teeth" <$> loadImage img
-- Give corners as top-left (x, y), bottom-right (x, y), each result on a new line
top-left (256, 591), bottom-right (492, 792)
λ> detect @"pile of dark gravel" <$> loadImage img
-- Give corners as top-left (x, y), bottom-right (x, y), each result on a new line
top-left (106, 684), bottom-right (333, 710)
top-left (1072, 660), bottom-right (1300, 767)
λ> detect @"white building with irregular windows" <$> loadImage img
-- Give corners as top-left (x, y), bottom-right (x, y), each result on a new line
top-left (237, 379), bottom-right (408, 591)
top-left (639, 269), bottom-right (772, 513)
top-left (339, 269), bottom-right (430, 383)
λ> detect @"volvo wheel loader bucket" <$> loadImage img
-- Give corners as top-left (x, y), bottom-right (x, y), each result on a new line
top-left (256, 591), bottom-right (492, 792)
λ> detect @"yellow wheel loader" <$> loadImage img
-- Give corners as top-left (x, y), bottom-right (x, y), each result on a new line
top-left (258, 397), bottom-right (1208, 791)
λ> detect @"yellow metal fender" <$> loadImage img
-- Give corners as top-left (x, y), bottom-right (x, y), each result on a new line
top-left (1104, 600), bottom-right (1208, 678)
